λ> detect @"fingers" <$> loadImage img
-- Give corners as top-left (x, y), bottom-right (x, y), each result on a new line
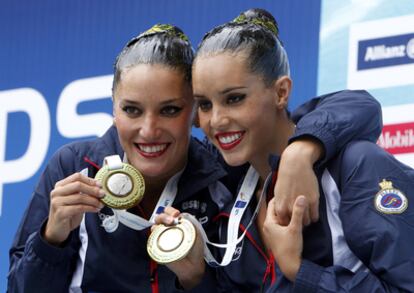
top-left (302, 208), bottom-right (311, 227)
top-left (164, 206), bottom-right (180, 217)
top-left (52, 193), bottom-right (104, 210)
top-left (154, 207), bottom-right (181, 225)
top-left (55, 172), bottom-right (101, 190)
top-left (55, 204), bottom-right (101, 219)
top-left (52, 181), bottom-right (104, 199)
top-left (274, 196), bottom-right (313, 226)
top-left (52, 173), bottom-right (105, 202)
top-left (274, 201), bottom-right (291, 226)
top-left (309, 196), bottom-right (320, 223)
top-left (266, 198), bottom-right (278, 222)
top-left (50, 172), bottom-right (105, 214)
top-left (154, 213), bottom-right (176, 225)
top-left (290, 196), bottom-right (308, 232)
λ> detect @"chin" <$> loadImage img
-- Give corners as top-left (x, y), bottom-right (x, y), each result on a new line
top-left (139, 164), bottom-right (167, 177)
top-left (222, 154), bottom-right (248, 167)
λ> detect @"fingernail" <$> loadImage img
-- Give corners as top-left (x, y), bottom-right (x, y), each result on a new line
top-left (297, 196), bottom-right (306, 206)
top-left (99, 189), bottom-right (106, 198)
top-left (99, 202), bottom-right (105, 209)
top-left (95, 180), bottom-right (102, 187)
top-left (172, 217), bottom-right (180, 225)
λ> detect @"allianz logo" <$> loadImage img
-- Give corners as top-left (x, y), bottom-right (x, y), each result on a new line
top-left (364, 38), bottom-right (414, 61)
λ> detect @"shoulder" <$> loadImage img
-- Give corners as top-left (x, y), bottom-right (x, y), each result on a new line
top-left (315, 90), bottom-right (376, 101)
top-left (326, 140), bottom-right (414, 199)
top-left (51, 139), bottom-right (96, 165)
top-left (49, 126), bottom-right (120, 173)
top-left (45, 137), bottom-right (104, 178)
top-left (338, 140), bottom-right (399, 174)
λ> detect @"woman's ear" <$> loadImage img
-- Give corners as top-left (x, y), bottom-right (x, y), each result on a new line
top-left (274, 76), bottom-right (292, 109)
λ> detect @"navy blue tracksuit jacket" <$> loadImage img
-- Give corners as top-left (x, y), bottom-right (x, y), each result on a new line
top-left (8, 90), bottom-right (382, 292)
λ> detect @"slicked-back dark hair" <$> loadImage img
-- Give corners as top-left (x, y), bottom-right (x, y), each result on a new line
top-left (113, 24), bottom-right (194, 94)
top-left (196, 8), bottom-right (289, 86)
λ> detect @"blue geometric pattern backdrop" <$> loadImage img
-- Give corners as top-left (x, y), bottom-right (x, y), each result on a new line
top-left (0, 1), bottom-right (321, 290)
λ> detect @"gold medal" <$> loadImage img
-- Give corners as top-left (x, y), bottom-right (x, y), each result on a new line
top-left (147, 217), bottom-right (196, 264)
top-left (95, 156), bottom-right (145, 209)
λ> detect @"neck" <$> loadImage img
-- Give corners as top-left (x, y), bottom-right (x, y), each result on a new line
top-left (251, 117), bottom-right (295, 180)
top-left (138, 156), bottom-right (187, 214)
top-left (138, 176), bottom-right (168, 216)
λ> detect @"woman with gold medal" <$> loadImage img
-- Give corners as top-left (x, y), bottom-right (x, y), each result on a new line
top-left (158, 8), bottom-right (414, 293)
top-left (8, 20), bottom-right (382, 293)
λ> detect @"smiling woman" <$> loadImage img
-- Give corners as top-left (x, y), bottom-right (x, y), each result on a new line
top-left (155, 8), bottom-right (395, 293)
top-left (192, 8), bottom-right (414, 292)
top-left (113, 64), bottom-right (193, 181)
top-left (194, 52), bottom-right (293, 172)
top-left (7, 24), bottom-right (227, 293)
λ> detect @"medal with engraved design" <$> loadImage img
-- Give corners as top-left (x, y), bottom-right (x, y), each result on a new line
top-left (95, 155), bottom-right (145, 209)
top-left (147, 217), bottom-right (196, 264)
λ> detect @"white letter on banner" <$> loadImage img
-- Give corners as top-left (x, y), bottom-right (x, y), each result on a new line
top-left (57, 75), bottom-right (113, 138)
top-left (0, 88), bottom-right (50, 216)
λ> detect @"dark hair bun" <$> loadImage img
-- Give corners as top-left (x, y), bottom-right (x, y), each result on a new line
top-left (126, 24), bottom-right (189, 48)
top-left (233, 8), bottom-right (279, 37)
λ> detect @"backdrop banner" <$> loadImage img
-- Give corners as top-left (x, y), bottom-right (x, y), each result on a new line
top-left (319, 0), bottom-right (414, 167)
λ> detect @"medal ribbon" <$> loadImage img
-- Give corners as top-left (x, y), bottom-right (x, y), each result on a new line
top-left (102, 156), bottom-right (269, 268)
top-left (185, 166), bottom-right (271, 267)
top-left (101, 155), bottom-right (183, 232)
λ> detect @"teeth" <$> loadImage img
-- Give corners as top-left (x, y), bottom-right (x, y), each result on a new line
top-left (138, 144), bottom-right (167, 153)
top-left (218, 133), bottom-right (242, 144)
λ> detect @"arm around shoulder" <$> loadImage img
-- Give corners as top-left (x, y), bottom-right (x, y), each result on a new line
top-left (290, 90), bottom-right (382, 164)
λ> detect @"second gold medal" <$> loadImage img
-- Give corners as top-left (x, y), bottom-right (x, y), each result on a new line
top-left (147, 217), bottom-right (196, 264)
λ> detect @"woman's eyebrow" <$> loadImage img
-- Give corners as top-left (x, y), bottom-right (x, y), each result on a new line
top-left (220, 86), bottom-right (246, 94)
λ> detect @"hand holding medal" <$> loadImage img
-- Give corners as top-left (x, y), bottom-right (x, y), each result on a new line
top-left (95, 155), bottom-right (145, 209)
top-left (150, 208), bottom-right (206, 289)
top-left (148, 210), bottom-right (198, 264)
top-left (149, 166), bottom-right (265, 269)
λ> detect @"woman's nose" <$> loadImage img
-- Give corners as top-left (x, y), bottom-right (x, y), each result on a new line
top-left (210, 106), bottom-right (229, 130)
top-left (139, 114), bottom-right (162, 140)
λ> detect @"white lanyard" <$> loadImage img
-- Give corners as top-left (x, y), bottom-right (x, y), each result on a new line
top-left (188, 166), bottom-right (271, 267)
top-left (101, 154), bottom-right (183, 233)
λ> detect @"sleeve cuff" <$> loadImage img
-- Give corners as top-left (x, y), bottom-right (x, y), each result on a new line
top-left (293, 259), bottom-right (323, 293)
top-left (30, 220), bottom-right (73, 265)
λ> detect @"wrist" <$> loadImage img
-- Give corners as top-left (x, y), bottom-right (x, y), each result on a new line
top-left (280, 257), bottom-right (301, 282)
top-left (284, 138), bottom-right (324, 165)
top-left (43, 222), bottom-right (67, 247)
top-left (177, 261), bottom-right (205, 289)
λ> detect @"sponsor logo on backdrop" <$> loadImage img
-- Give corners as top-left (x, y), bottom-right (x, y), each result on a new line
top-left (378, 122), bottom-right (414, 155)
top-left (358, 33), bottom-right (414, 70)
top-left (347, 14), bottom-right (414, 89)
top-left (379, 104), bottom-right (414, 168)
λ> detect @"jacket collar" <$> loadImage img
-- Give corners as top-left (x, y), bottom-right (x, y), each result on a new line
top-left (84, 125), bottom-right (124, 168)
top-left (175, 137), bottom-right (228, 204)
